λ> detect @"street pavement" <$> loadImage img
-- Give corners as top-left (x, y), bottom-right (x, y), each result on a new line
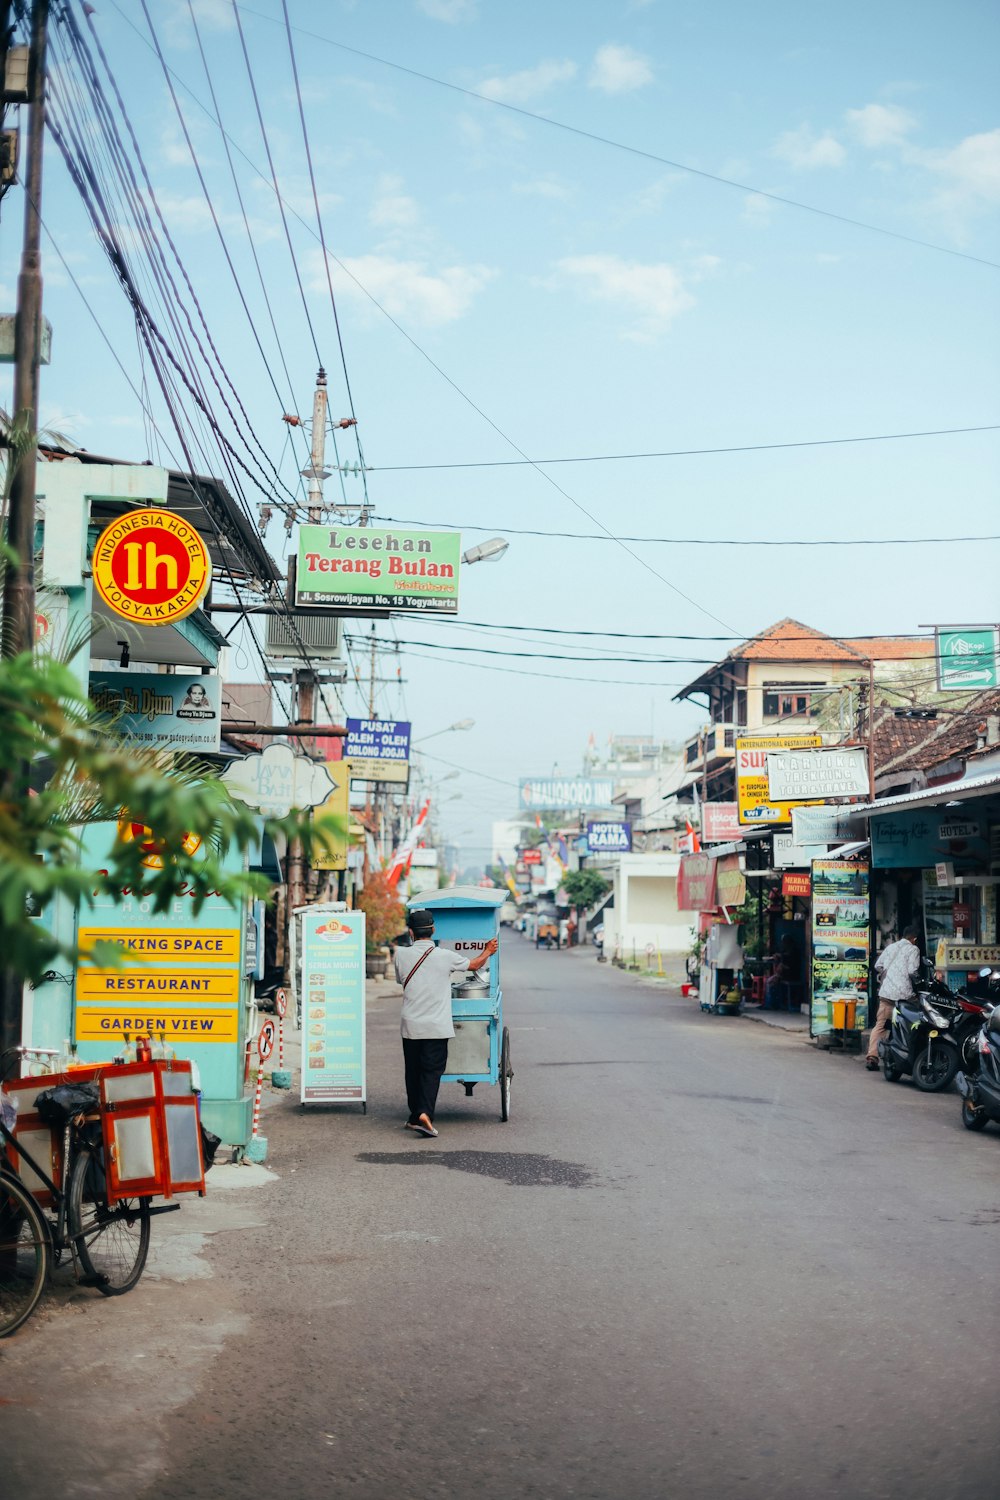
top-left (3, 936), bottom-right (998, 1500)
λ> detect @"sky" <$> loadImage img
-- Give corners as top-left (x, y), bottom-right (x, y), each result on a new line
top-left (4, 0), bottom-right (999, 861)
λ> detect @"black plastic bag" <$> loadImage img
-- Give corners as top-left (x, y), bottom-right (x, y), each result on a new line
top-left (200, 1123), bottom-right (222, 1172)
top-left (34, 1082), bottom-right (100, 1125)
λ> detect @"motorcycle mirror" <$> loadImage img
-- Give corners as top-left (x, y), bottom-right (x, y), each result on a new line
top-left (978, 967), bottom-right (992, 979)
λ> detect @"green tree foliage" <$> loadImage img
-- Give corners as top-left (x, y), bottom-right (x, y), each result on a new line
top-left (561, 869), bottom-right (610, 908)
top-left (0, 649), bottom-right (342, 984)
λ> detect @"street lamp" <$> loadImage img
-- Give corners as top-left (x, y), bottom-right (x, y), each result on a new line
top-left (413, 719), bottom-right (475, 744)
top-left (461, 537), bottom-right (509, 566)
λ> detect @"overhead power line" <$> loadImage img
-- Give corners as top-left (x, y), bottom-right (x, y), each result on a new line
top-left (363, 423), bottom-right (1000, 473)
top-left (237, 2), bottom-right (1000, 273)
top-left (373, 514), bottom-right (1000, 548)
top-left (356, 635), bottom-right (946, 668)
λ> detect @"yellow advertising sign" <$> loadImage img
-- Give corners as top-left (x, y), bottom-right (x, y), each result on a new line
top-left (311, 773), bottom-right (350, 872)
top-left (75, 1007), bottom-right (238, 1044)
top-left (78, 928), bottom-right (241, 963)
top-left (91, 508), bottom-right (210, 626)
top-left (736, 735), bottom-right (823, 827)
top-left (76, 967), bottom-right (240, 1003)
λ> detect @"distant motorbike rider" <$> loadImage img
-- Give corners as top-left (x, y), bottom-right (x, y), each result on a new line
top-left (866, 923), bottom-right (921, 1072)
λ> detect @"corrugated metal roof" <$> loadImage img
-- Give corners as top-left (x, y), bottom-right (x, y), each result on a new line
top-left (855, 770), bottom-right (1000, 816)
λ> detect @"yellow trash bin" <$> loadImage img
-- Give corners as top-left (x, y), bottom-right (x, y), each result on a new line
top-left (829, 997), bottom-right (858, 1031)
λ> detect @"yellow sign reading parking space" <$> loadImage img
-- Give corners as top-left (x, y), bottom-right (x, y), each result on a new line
top-left (79, 928), bottom-right (241, 963)
top-left (75, 1007), bottom-right (239, 1044)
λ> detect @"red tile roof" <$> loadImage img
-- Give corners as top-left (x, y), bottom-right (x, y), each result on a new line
top-left (846, 637), bottom-right (934, 661)
top-left (733, 618), bottom-right (866, 663)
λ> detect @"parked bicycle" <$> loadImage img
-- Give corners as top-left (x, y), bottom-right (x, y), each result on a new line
top-left (1, 1044), bottom-right (192, 1338)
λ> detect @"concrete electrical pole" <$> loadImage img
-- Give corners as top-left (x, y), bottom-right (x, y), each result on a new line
top-left (0, 0), bottom-right (48, 1059)
top-left (285, 369), bottom-right (328, 922)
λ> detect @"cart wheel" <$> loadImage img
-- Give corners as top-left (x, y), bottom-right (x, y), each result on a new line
top-left (68, 1146), bottom-right (150, 1296)
top-left (500, 1026), bottom-right (512, 1122)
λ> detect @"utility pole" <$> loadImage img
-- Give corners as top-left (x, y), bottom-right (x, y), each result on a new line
top-left (0, 0), bottom-right (48, 1060)
top-left (285, 368), bottom-right (328, 926)
top-left (2, 0), bottom-right (48, 657)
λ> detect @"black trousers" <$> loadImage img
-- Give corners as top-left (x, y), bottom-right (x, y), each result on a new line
top-left (402, 1037), bottom-right (449, 1123)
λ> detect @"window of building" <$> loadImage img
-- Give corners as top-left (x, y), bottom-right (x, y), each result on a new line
top-left (762, 683), bottom-right (824, 720)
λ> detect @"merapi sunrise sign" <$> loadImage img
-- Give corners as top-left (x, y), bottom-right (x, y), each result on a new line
top-left (92, 508), bottom-right (210, 626)
top-left (295, 525), bottom-right (461, 615)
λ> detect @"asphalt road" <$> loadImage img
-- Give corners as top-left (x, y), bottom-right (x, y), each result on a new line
top-left (4, 938), bottom-right (998, 1500)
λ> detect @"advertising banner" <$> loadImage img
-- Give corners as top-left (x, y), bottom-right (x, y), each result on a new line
top-left (677, 853), bottom-right (717, 912)
top-left (700, 802), bottom-right (742, 844)
top-left (766, 747), bottom-right (870, 802)
top-left (716, 853), bottom-right (746, 908)
top-left (296, 525), bottom-right (460, 615)
top-left (773, 833), bottom-right (830, 869)
top-left (791, 805), bottom-right (868, 846)
top-left (298, 908), bottom-right (366, 1105)
top-left (736, 735), bottom-right (822, 826)
top-left (936, 627), bottom-right (1000, 691)
top-left (345, 718), bottom-right (411, 783)
top-left (519, 776), bottom-right (616, 811)
top-left (311, 768), bottom-right (350, 872)
top-left (89, 671), bottom-right (222, 755)
top-left (74, 844), bottom-right (244, 1092)
top-left (869, 810), bottom-right (990, 871)
top-left (810, 860), bottom-right (870, 1036)
top-left (586, 821), bottom-right (632, 853)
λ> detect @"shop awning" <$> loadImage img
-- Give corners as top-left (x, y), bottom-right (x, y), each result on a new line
top-left (854, 770), bottom-right (1000, 817)
top-left (825, 840), bottom-right (870, 860)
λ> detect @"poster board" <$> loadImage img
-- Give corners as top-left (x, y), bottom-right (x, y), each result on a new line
top-left (294, 904), bottom-right (367, 1106)
top-left (810, 860), bottom-right (870, 1037)
top-left (736, 734), bottom-right (822, 826)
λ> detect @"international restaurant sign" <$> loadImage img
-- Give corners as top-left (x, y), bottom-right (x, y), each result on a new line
top-left (766, 747), bottom-right (870, 803)
top-left (295, 526), bottom-right (461, 615)
top-left (345, 718), bottom-right (411, 784)
top-left (736, 735), bottom-right (822, 826)
top-left (92, 508), bottom-right (210, 625)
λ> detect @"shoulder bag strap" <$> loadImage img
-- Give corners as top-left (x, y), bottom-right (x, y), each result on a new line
top-left (402, 944), bottom-right (435, 990)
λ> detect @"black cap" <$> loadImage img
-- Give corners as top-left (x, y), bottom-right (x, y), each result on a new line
top-left (408, 909), bottom-right (435, 935)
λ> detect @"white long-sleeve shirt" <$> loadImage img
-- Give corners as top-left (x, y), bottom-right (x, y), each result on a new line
top-left (875, 938), bottom-right (920, 1002)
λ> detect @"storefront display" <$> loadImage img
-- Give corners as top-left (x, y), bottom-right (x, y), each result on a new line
top-left (810, 860), bottom-right (870, 1038)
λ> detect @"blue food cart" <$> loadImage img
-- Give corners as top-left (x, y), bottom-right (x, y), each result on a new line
top-left (405, 887), bottom-right (512, 1121)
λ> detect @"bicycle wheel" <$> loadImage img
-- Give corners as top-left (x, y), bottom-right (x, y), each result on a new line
top-left (68, 1145), bottom-right (150, 1296)
top-left (0, 1172), bottom-right (50, 1337)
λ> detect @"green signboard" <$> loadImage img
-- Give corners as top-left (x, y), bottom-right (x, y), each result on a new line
top-left (295, 525), bottom-right (461, 615)
top-left (936, 627), bottom-right (999, 691)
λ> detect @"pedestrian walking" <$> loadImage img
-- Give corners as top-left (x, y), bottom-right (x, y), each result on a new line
top-left (866, 922), bottom-right (921, 1071)
top-left (394, 908), bottom-right (498, 1137)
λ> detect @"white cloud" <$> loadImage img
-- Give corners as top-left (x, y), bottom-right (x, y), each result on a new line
top-left (555, 254), bottom-right (693, 339)
top-left (512, 177), bottom-right (573, 201)
top-left (478, 60), bottom-right (577, 104)
top-left (845, 102), bottom-right (916, 149)
top-left (588, 44), bottom-right (654, 95)
top-left (915, 128), bottom-right (1000, 208)
top-left (370, 175), bottom-right (420, 229)
top-left (418, 0), bottom-right (477, 20)
top-left (322, 253), bottom-right (494, 326)
top-left (162, 0), bottom-right (234, 49)
top-left (772, 125), bottom-right (846, 170)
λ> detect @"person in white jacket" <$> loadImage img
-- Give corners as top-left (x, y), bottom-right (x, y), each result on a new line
top-left (866, 923), bottom-right (921, 1071)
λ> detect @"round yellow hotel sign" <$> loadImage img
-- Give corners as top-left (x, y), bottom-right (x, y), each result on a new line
top-left (92, 508), bottom-right (210, 626)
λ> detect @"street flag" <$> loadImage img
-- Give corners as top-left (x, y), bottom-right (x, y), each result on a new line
top-left (385, 798), bottom-right (431, 887)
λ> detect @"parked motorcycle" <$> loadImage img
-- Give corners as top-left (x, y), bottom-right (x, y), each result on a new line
top-left (879, 982), bottom-right (961, 1091)
top-left (955, 975), bottom-right (1000, 1132)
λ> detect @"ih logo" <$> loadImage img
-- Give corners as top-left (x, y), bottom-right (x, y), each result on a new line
top-left (92, 508), bottom-right (210, 625)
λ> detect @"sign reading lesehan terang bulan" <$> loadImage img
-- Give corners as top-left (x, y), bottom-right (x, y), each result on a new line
top-left (296, 525), bottom-right (461, 614)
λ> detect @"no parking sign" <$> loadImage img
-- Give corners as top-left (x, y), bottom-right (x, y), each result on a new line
top-left (257, 1019), bottom-right (276, 1061)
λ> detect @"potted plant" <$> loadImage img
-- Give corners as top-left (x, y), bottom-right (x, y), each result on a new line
top-left (355, 871), bottom-right (405, 979)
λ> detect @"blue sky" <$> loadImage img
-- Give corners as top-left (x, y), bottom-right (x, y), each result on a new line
top-left (5, 0), bottom-right (999, 856)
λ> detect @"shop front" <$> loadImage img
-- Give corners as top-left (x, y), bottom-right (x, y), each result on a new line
top-left (858, 769), bottom-right (1000, 993)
